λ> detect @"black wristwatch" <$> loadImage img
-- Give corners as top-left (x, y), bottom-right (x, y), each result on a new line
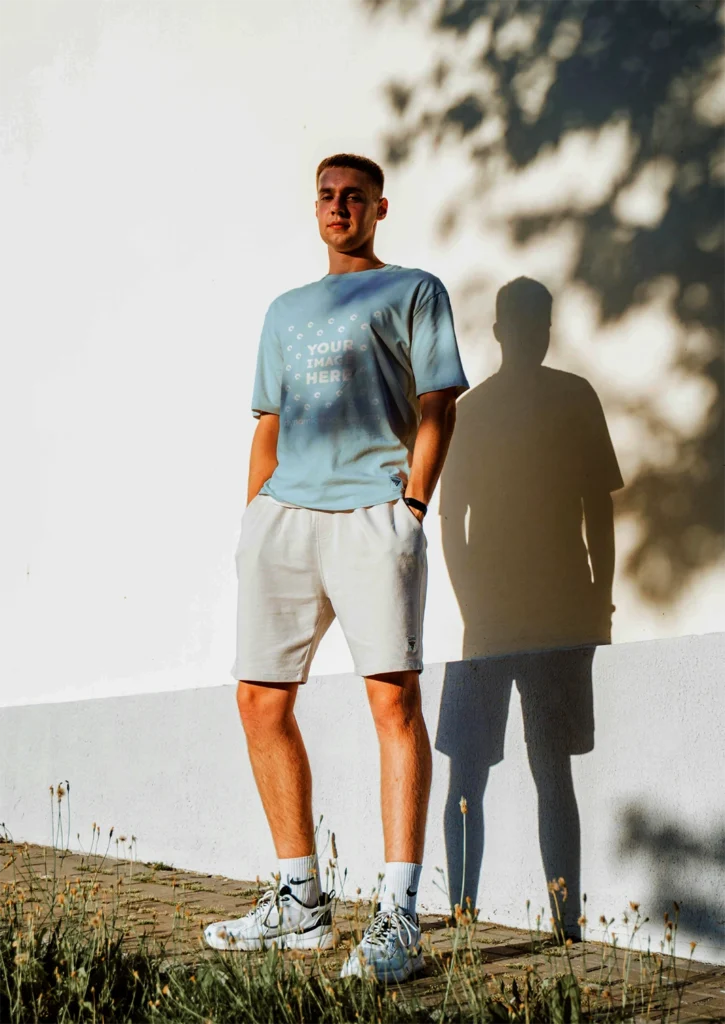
top-left (404, 497), bottom-right (428, 517)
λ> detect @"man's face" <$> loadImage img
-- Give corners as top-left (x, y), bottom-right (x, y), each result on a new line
top-left (315, 166), bottom-right (386, 252)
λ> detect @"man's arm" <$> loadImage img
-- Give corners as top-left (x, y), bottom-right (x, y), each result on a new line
top-left (404, 388), bottom-right (459, 520)
top-left (583, 488), bottom-right (615, 638)
top-left (247, 412), bottom-right (279, 505)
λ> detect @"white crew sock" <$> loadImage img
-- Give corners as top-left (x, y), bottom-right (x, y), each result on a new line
top-left (379, 862), bottom-right (422, 917)
top-left (278, 853), bottom-right (321, 906)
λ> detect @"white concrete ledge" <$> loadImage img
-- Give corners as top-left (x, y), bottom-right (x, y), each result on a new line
top-left (2, 632), bottom-right (723, 964)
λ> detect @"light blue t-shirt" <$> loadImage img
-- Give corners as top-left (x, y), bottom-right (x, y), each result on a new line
top-left (252, 263), bottom-right (469, 510)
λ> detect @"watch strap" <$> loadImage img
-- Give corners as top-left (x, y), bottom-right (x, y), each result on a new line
top-left (404, 497), bottom-right (428, 517)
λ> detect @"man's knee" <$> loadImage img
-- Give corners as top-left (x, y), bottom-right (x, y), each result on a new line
top-left (367, 672), bottom-right (423, 732)
top-left (236, 680), bottom-right (296, 732)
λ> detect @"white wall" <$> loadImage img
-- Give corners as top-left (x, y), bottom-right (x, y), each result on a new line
top-left (2, 0), bottom-right (723, 708)
top-left (2, 634), bottom-right (723, 964)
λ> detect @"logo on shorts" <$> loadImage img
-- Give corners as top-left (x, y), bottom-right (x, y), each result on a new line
top-left (407, 635), bottom-right (418, 653)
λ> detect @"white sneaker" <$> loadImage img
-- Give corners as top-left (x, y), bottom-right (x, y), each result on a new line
top-left (340, 905), bottom-right (424, 982)
top-left (204, 885), bottom-right (335, 951)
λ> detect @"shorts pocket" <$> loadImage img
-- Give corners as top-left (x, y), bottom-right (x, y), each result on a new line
top-left (398, 498), bottom-right (424, 529)
top-left (393, 498), bottom-right (425, 548)
top-left (235, 494), bottom-right (268, 555)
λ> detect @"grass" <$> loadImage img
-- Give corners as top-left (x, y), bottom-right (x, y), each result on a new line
top-left (0, 793), bottom-right (706, 1023)
top-left (0, 885), bottom-right (592, 1024)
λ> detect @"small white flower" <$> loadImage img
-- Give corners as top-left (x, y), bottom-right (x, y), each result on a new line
top-left (287, 345), bottom-right (293, 351)
top-left (338, 326), bottom-right (345, 333)
top-left (297, 333), bottom-right (304, 339)
top-left (295, 373), bottom-right (301, 380)
top-left (285, 385), bottom-right (291, 391)
top-left (317, 329), bottom-right (324, 336)
top-left (361, 323), bottom-right (369, 330)
top-left (326, 402), bottom-right (332, 408)
top-left (307, 321), bottom-right (314, 328)
top-left (336, 389), bottom-right (343, 397)
top-left (314, 392), bottom-right (321, 398)
top-left (288, 325), bottom-right (294, 332)
top-left (350, 313), bottom-right (358, 321)
top-left (296, 353), bottom-right (302, 359)
top-left (328, 317), bottom-right (335, 324)
top-left (294, 394), bottom-right (301, 401)
top-left (360, 344), bottom-right (368, 351)
top-left (373, 310), bottom-right (382, 319)
top-left (286, 365), bottom-right (292, 371)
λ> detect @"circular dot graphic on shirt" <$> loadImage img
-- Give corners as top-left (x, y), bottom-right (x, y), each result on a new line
top-left (294, 394), bottom-right (301, 401)
top-left (361, 323), bottom-right (369, 330)
top-left (297, 333), bottom-right (304, 339)
top-left (295, 373), bottom-right (301, 380)
top-left (360, 344), bottom-right (368, 351)
top-left (286, 365), bottom-right (291, 371)
top-left (336, 389), bottom-right (343, 397)
top-left (317, 329), bottom-right (324, 336)
top-left (326, 402), bottom-right (332, 408)
top-left (304, 404), bottom-right (310, 410)
top-left (287, 345), bottom-right (293, 351)
top-left (373, 310), bottom-right (382, 319)
top-left (307, 321), bottom-right (314, 327)
top-left (350, 313), bottom-right (358, 321)
top-left (288, 326), bottom-right (294, 331)
top-left (372, 398), bottom-right (380, 405)
top-left (328, 318), bottom-right (335, 324)
top-left (337, 326), bottom-right (345, 333)
top-left (285, 385), bottom-right (291, 391)
top-left (296, 353), bottom-right (302, 359)
top-left (314, 392), bottom-right (321, 399)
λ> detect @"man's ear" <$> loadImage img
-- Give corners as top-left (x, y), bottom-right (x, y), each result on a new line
top-left (377, 196), bottom-right (388, 221)
top-left (493, 321), bottom-right (503, 345)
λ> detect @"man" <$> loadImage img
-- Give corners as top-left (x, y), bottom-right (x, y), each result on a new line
top-left (204, 154), bottom-right (468, 981)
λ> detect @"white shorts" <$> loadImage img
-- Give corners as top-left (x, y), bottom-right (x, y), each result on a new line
top-left (231, 495), bottom-right (428, 682)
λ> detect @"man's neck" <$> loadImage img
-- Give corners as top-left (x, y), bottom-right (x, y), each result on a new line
top-left (327, 249), bottom-right (386, 276)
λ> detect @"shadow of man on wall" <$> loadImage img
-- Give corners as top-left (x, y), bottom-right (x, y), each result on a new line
top-left (436, 277), bottom-right (624, 937)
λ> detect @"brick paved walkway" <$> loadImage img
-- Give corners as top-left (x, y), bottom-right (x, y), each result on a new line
top-left (2, 842), bottom-right (724, 1022)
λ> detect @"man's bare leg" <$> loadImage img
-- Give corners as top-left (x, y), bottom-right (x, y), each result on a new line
top-left (337, 671), bottom-right (431, 978)
top-left (203, 681), bottom-right (330, 951)
top-left (365, 670), bottom-right (432, 863)
top-left (236, 680), bottom-right (315, 858)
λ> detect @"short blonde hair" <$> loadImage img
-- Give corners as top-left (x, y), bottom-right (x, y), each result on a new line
top-left (316, 153), bottom-right (384, 198)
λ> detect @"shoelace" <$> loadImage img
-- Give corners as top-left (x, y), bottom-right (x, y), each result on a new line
top-left (363, 907), bottom-right (417, 949)
top-left (245, 888), bottom-right (277, 918)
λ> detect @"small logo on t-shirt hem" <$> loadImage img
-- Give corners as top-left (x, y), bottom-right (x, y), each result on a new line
top-left (407, 635), bottom-right (418, 653)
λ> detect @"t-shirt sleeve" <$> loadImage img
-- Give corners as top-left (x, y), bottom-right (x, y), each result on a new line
top-left (251, 303), bottom-right (283, 418)
top-left (578, 382), bottom-right (624, 493)
top-left (411, 286), bottom-right (469, 397)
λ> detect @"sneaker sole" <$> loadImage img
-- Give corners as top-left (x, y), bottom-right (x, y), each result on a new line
top-left (205, 923), bottom-right (334, 952)
top-left (277, 925), bottom-right (335, 951)
top-left (340, 951), bottom-right (425, 983)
